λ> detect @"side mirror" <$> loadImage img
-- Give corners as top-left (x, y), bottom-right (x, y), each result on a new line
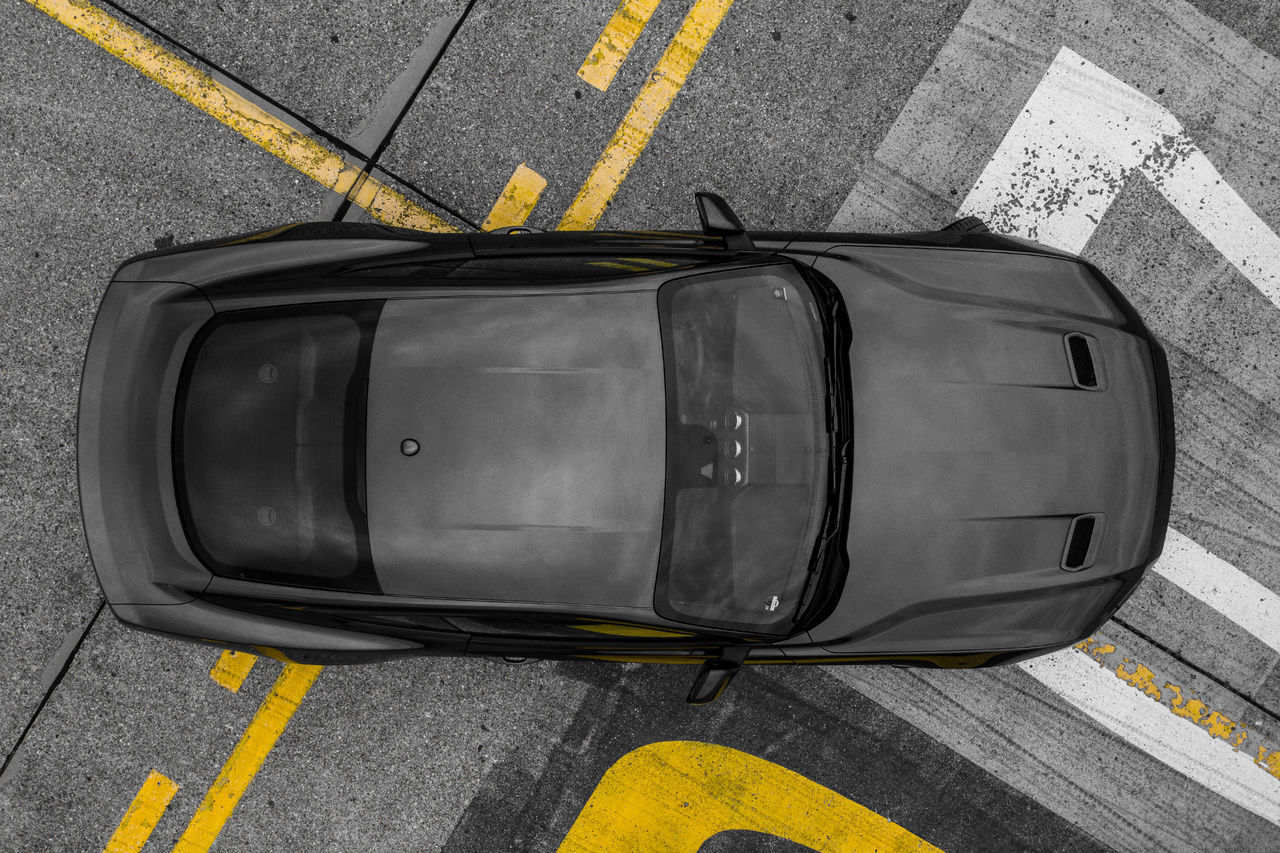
top-left (686, 646), bottom-right (750, 704)
top-left (694, 192), bottom-right (754, 252)
top-left (687, 661), bottom-right (740, 704)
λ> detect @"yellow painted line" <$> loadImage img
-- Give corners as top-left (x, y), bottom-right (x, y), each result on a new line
top-left (577, 0), bottom-right (663, 92)
top-left (617, 256), bottom-right (679, 266)
top-left (102, 770), bottom-right (179, 853)
top-left (559, 0), bottom-right (734, 230)
top-left (209, 650), bottom-right (257, 693)
top-left (570, 622), bottom-right (693, 638)
top-left (587, 260), bottom-right (651, 272)
top-left (482, 163), bottom-right (548, 230)
top-left (1076, 637), bottom-right (1280, 781)
top-left (172, 663), bottom-right (322, 853)
top-left (557, 740), bottom-right (943, 852)
top-left (25, 0), bottom-right (456, 233)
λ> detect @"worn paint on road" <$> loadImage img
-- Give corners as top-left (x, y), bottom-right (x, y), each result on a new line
top-left (481, 163), bottom-right (548, 230)
top-left (1075, 637), bottom-right (1280, 781)
top-left (959, 46), bottom-right (1280, 309)
top-left (209, 650), bottom-right (257, 694)
top-left (557, 740), bottom-right (943, 852)
top-left (172, 664), bottom-right (322, 853)
top-left (559, 0), bottom-right (734, 230)
top-left (1021, 645), bottom-right (1280, 824)
top-left (102, 770), bottom-right (178, 853)
top-left (24, 0), bottom-right (457, 233)
top-left (577, 0), bottom-right (662, 92)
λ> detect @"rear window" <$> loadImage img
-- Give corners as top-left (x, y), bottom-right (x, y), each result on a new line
top-left (175, 301), bottom-right (383, 592)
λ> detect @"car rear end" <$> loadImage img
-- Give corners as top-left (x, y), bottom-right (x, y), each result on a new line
top-left (78, 231), bottom-right (431, 659)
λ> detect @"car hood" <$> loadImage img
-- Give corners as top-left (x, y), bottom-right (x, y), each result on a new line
top-left (806, 246), bottom-right (1168, 651)
top-left (365, 291), bottom-right (666, 607)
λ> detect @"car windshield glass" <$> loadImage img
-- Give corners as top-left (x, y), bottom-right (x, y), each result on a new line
top-left (176, 301), bottom-right (383, 592)
top-left (655, 265), bottom-right (830, 634)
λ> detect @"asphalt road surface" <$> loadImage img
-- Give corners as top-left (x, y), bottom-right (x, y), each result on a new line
top-left (2, 0), bottom-right (1279, 850)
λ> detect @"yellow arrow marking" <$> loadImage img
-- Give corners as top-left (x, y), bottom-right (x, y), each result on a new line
top-left (24, 0), bottom-right (457, 233)
top-left (557, 741), bottom-right (944, 852)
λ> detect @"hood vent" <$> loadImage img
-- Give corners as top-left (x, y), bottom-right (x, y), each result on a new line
top-left (1061, 513), bottom-right (1105, 571)
top-left (1064, 332), bottom-right (1106, 390)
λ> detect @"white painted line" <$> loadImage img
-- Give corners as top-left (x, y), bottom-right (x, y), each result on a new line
top-left (956, 45), bottom-right (1280, 646)
top-left (1019, 649), bottom-right (1280, 825)
top-left (958, 46), bottom-right (1280, 310)
top-left (1154, 529), bottom-right (1280, 656)
top-left (964, 45), bottom-right (1280, 828)
top-left (826, 33), bottom-right (1280, 830)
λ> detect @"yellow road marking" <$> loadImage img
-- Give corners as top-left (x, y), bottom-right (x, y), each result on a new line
top-left (559, 0), bottom-right (734, 230)
top-left (1076, 637), bottom-right (1280, 780)
top-left (557, 741), bottom-right (944, 852)
top-left (570, 622), bottom-right (693, 638)
top-left (172, 664), bottom-right (322, 853)
top-left (210, 650), bottom-right (257, 693)
top-left (617, 256), bottom-right (679, 266)
top-left (577, 0), bottom-right (663, 92)
top-left (587, 260), bottom-right (651, 271)
top-left (25, 0), bottom-right (456, 233)
top-left (102, 770), bottom-right (179, 853)
top-left (482, 163), bottom-right (548, 230)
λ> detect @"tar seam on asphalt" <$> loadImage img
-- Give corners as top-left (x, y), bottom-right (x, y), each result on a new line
top-left (95, 0), bottom-right (481, 230)
top-left (1112, 614), bottom-right (1280, 722)
top-left (0, 598), bottom-right (106, 787)
top-left (330, 0), bottom-right (480, 224)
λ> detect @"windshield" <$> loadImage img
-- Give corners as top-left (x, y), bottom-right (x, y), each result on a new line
top-left (655, 265), bottom-right (830, 633)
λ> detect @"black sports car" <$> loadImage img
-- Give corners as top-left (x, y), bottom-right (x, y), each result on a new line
top-left (78, 194), bottom-right (1173, 702)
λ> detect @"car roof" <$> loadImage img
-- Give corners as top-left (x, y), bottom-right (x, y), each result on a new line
top-left (365, 287), bottom-right (667, 610)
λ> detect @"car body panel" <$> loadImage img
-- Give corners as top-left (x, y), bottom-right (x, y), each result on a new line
top-left (367, 290), bottom-right (667, 607)
top-left (78, 279), bottom-right (214, 606)
top-left (803, 245), bottom-right (1168, 654)
top-left (77, 220), bottom-right (1174, 683)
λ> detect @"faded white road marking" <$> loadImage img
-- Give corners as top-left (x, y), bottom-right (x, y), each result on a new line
top-left (1020, 649), bottom-right (1280, 824)
top-left (961, 45), bottom-right (1280, 827)
top-left (959, 46), bottom-right (1280, 310)
top-left (829, 29), bottom-right (1280, 830)
top-left (1154, 530), bottom-right (1280, 656)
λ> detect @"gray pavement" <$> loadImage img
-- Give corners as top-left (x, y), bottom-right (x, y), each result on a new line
top-left (114, 0), bottom-right (468, 141)
top-left (0, 0), bottom-right (329, 764)
top-left (3, 0), bottom-right (1280, 850)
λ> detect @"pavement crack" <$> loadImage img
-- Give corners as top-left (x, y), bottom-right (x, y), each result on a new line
top-left (331, 0), bottom-right (480, 226)
top-left (1112, 614), bottom-right (1280, 724)
top-left (95, 0), bottom-right (476, 229)
top-left (0, 598), bottom-right (105, 789)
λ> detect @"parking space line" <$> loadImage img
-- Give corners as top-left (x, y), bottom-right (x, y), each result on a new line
top-left (557, 740), bottom-right (943, 852)
top-left (25, 0), bottom-right (458, 233)
top-left (559, 0), bottom-right (735, 230)
top-left (959, 45), bottom-right (1280, 309)
top-left (102, 770), bottom-right (178, 853)
top-left (481, 163), bottom-right (548, 230)
top-left (1153, 529), bottom-right (1280, 656)
top-left (1020, 645), bottom-right (1280, 823)
top-left (1074, 637), bottom-right (1280, 776)
top-left (209, 651), bottom-right (257, 693)
top-left (172, 664), bottom-right (322, 853)
top-left (577, 0), bottom-right (662, 92)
